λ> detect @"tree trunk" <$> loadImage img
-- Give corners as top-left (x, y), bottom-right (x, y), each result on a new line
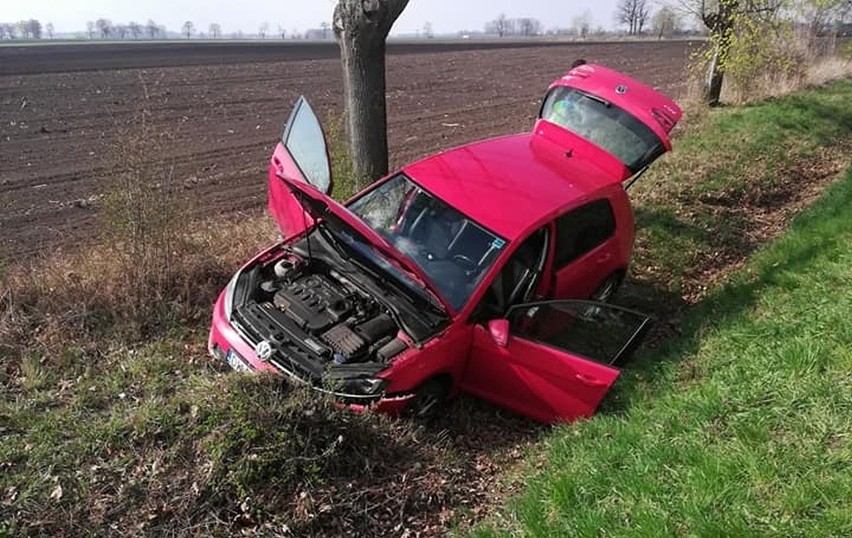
top-left (340, 35), bottom-right (389, 186)
top-left (702, 1), bottom-right (737, 107)
top-left (335, 0), bottom-right (409, 188)
top-left (705, 45), bottom-right (725, 106)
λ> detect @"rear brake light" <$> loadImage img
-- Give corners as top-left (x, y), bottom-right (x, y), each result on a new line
top-left (651, 108), bottom-right (675, 133)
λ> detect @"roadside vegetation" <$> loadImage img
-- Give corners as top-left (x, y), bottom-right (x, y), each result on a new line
top-left (471, 82), bottom-right (852, 536)
top-left (472, 168), bottom-right (852, 538)
top-left (1, 68), bottom-right (850, 536)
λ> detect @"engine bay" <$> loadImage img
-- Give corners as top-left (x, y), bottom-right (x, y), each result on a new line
top-left (234, 253), bottom-right (409, 368)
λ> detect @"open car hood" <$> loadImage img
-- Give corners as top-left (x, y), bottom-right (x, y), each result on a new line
top-left (275, 173), bottom-right (455, 315)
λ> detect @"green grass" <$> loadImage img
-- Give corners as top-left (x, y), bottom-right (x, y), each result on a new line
top-left (469, 176), bottom-right (852, 534)
top-left (0, 333), bottom-right (442, 535)
top-left (629, 80), bottom-right (852, 299)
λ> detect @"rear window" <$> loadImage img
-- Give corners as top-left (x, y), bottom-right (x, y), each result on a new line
top-left (540, 86), bottom-right (664, 172)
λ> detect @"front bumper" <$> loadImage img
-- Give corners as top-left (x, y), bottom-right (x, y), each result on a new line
top-left (208, 290), bottom-right (413, 416)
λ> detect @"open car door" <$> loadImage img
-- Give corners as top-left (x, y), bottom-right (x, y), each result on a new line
top-left (268, 96), bottom-right (333, 238)
top-left (463, 300), bottom-right (653, 423)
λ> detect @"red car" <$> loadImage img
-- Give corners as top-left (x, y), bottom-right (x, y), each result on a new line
top-left (208, 63), bottom-right (681, 423)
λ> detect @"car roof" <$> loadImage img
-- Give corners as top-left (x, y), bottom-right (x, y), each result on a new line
top-left (401, 131), bottom-right (622, 240)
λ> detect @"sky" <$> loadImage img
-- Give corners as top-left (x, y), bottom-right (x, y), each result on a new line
top-left (0, 0), bottom-right (626, 36)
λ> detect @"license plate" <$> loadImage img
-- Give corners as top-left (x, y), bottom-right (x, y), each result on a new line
top-left (225, 349), bottom-right (251, 372)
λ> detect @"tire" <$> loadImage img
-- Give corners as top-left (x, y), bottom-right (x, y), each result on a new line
top-left (405, 378), bottom-right (449, 420)
top-left (590, 272), bottom-right (622, 303)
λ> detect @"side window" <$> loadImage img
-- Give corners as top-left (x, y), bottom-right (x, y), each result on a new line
top-left (507, 302), bottom-right (649, 365)
top-left (554, 199), bottom-right (616, 268)
top-left (284, 97), bottom-right (331, 193)
top-left (471, 227), bottom-right (548, 321)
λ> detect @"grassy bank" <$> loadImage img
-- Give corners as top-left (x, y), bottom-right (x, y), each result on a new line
top-left (1, 80), bottom-right (851, 536)
top-left (471, 126), bottom-right (852, 534)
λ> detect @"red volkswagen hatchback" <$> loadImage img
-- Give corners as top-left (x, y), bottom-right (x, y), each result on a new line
top-left (208, 63), bottom-right (681, 423)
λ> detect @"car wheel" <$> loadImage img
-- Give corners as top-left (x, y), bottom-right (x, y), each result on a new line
top-left (405, 378), bottom-right (449, 420)
top-left (590, 272), bottom-right (622, 303)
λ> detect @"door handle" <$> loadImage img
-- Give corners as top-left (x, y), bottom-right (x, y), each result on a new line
top-left (574, 373), bottom-right (607, 387)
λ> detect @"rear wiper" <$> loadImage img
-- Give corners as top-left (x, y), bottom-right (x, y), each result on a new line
top-left (584, 93), bottom-right (611, 107)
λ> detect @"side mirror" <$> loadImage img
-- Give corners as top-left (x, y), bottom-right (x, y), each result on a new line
top-left (488, 319), bottom-right (510, 348)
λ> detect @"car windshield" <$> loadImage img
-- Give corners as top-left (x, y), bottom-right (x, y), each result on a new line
top-left (540, 86), bottom-right (663, 172)
top-left (348, 174), bottom-right (507, 312)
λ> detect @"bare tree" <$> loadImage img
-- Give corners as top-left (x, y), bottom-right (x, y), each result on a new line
top-left (17, 19), bottom-right (42, 39)
top-left (320, 21), bottom-right (331, 39)
top-left (798, 0), bottom-right (852, 38)
top-left (652, 6), bottom-right (679, 38)
top-left (6, 22), bottom-right (18, 39)
top-left (333, 0), bottom-right (410, 184)
top-left (146, 19), bottom-right (159, 39)
top-left (209, 23), bottom-right (222, 39)
top-left (32, 19), bottom-right (43, 38)
top-left (486, 13), bottom-right (512, 37)
top-left (259, 22), bottom-right (269, 39)
top-left (278, 24), bottom-right (287, 39)
top-left (517, 18), bottom-right (543, 36)
top-left (95, 18), bottom-right (112, 39)
top-left (127, 21), bottom-right (141, 39)
top-left (616, 0), bottom-right (651, 35)
top-left (45, 22), bottom-right (54, 39)
top-left (115, 24), bottom-right (128, 39)
top-left (423, 21), bottom-right (434, 38)
top-left (182, 21), bottom-right (194, 39)
top-left (571, 10), bottom-right (593, 38)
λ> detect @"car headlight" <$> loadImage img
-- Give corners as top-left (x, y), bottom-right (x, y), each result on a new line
top-left (222, 271), bottom-right (240, 321)
top-left (335, 377), bottom-right (389, 397)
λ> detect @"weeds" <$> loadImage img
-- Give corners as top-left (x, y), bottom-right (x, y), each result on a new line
top-left (0, 74), bottom-right (277, 389)
top-left (98, 73), bottom-right (187, 338)
top-left (685, 19), bottom-right (852, 106)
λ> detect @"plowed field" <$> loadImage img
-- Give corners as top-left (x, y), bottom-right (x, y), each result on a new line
top-left (0, 40), bottom-right (693, 260)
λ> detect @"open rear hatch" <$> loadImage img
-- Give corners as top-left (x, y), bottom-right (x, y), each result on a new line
top-left (535, 63), bottom-right (682, 182)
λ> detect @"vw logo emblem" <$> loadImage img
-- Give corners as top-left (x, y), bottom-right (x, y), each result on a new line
top-left (255, 341), bottom-right (273, 362)
top-left (615, 85), bottom-right (628, 95)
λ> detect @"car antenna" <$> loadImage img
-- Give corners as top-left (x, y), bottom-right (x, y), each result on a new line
top-left (624, 166), bottom-right (650, 191)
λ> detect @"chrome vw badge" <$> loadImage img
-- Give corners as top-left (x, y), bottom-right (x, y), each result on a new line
top-left (255, 341), bottom-right (273, 362)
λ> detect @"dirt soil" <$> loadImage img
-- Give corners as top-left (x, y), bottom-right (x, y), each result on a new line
top-left (0, 40), bottom-right (693, 262)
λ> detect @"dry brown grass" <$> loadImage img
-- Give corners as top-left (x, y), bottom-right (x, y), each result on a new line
top-left (0, 214), bottom-right (274, 386)
top-left (722, 54), bottom-right (852, 103)
top-left (682, 26), bottom-right (852, 107)
top-left (0, 73), bottom-right (280, 389)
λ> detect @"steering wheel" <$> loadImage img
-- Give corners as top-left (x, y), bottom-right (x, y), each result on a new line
top-left (452, 254), bottom-right (478, 272)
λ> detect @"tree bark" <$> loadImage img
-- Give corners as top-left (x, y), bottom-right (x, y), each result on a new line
top-left (702, 0), bottom-right (738, 107)
top-left (705, 45), bottom-right (725, 106)
top-left (334, 0), bottom-right (409, 187)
